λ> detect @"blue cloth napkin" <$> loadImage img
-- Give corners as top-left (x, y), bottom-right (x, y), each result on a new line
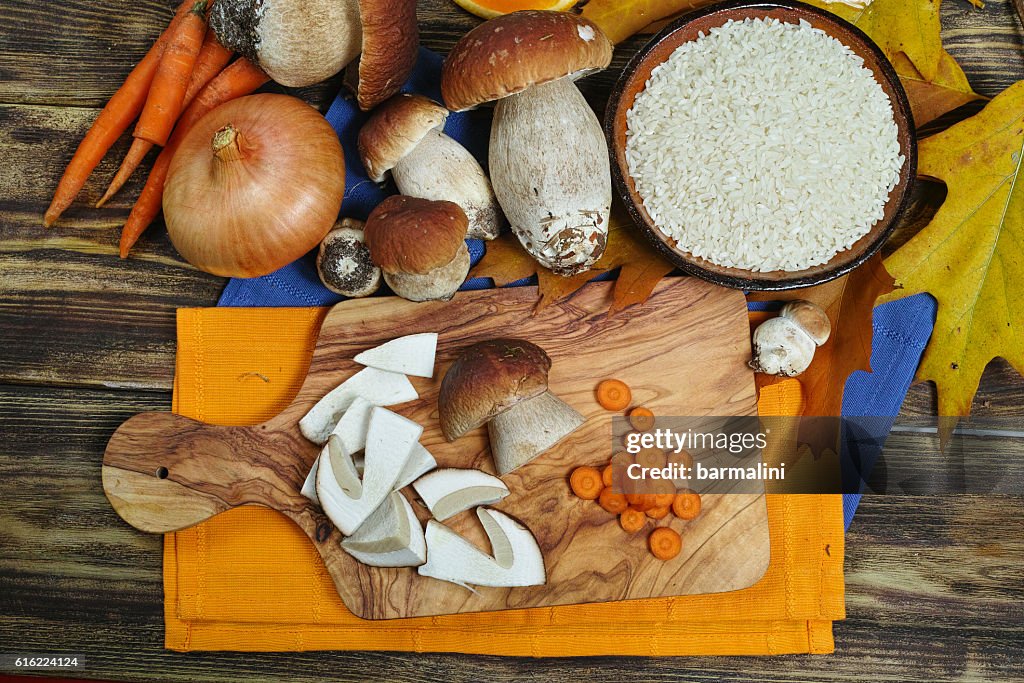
top-left (218, 48), bottom-right (936, 530)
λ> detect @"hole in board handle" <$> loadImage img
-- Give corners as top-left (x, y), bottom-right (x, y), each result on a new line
top-left (156, 467), bottom-right (169, 480)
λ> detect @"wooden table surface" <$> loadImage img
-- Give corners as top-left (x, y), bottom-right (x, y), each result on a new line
top-left (1, 0), bottom-right (1023, 680)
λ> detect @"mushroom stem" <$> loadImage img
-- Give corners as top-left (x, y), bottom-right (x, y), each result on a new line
top-left (487, 389), bottom-right (584, 475)
top-left (489, 77), bottom-right (611, 276)
top-left (383, 242), bottom-right (471, 302)
top-left (393, 129), bottom-right (505, 241)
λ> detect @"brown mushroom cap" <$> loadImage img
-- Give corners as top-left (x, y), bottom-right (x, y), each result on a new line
top-left (354, 0), bottom-right (419, 110)
top-left (441, 10), bottom-right (613, 112)
top-left (781, 300), bottom-right (832, 346)
top-left (364, 196), bottom-right (469, 275)
top-left (358, 94), bottom-right (449, 182)
top-left (438, 338), bottom-right (552, 441)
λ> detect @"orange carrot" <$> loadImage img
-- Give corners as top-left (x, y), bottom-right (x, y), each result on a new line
top-left (629, 406), bottom-right (655, 431)
top-left (652, 491), bottom-right (676, 509)
top-left (119, 58), bottom-right (268, 257)
top-left (97, 28), bottom-right (233, 208)
top-left (619, 508), bottom-right (646, 533)
top-left (135, 1), bottom-right (209, 147)
top-left (569, 466), bottom-right (603, 500)
top-left (596, 379), bottom-right (631, 411)
top-left (646, 506), bottom-right (670, 520)
top-left (598, 488), bottom-right (629, 514)
top-left (601, 463), bottom-right (614, 488)
top-left (649, 527), bottom-right (682, 560)
top-left (43, 0), bottom-right (192, 227)
top-left (626, 493), bottom-right (656, 511)
top-left (671, 490), bottom-right (702, 520)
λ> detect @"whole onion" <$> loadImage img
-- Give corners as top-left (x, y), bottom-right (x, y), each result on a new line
top-left (164, 93), bottom-right (345, 277)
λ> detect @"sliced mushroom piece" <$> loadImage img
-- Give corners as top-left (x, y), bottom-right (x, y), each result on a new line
top-left (394, 442), bottom-right (437, 491)
top-left (300, 456), bottom-right (320, 505)
top-left (359, 94), bottom-right (504, 240)
top-left (439, 338), bottom-right (583, 474)
top-left (299, 366), bottom-right (418, 444)
top-left (315, 407), bottom-right (422, 535)
top-left (317, 219), bottom-right (381, 298)
top-left (363, 196), bottom-right (471, 302)
top-left (354, 332), bottom-right (438, 378)
top-left (418, 507), bottom-right (545, 588)
top-left (441, 11), bottom-right (613, 275)
top-left (327, 396), bottom-right (375, 456)
top-left (341, 490), bottom-right (410, 554)
top-left (412, 468), bottom-right (509, 521)
top-left (343, 492), bottom-right (426, 567)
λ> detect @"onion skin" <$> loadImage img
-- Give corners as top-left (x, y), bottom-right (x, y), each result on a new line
top-left (164, 93), bottom-right (345, 277)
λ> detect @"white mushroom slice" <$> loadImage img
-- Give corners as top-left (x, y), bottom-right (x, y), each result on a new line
top-left (418, 508), bottom-right (545, 588)
top-left (300, 456), bottom-right (321, 505)
top-left (299, 367), bottom-right (418, 444)
top-left (329, 396), bottom-right (375, 455)
top-left (412, 469), bottom-right (509, 521)
top-left (315, 407), bottom-right (422, 535)
top-left (394, 443), bottom-right (437, 491)
top-left (353, 333), bottom-right (438, 378)
top-left (342, 491), bottom-right (410, 554)
top-left (488, 390), bottom-right (585, 475)
top-left (343, 493), bottom-right (426, 568)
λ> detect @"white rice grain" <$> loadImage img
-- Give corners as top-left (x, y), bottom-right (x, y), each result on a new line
top-left (625, 17), bottom-right (904, 272)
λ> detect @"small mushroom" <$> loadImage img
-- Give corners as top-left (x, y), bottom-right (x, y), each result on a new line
top-left (316, 218), bottom-right (381, 298)
top-left (359, 94), bottom-right (505, 240)
top-left (438, 338), bottom-right (584, 474)
top-left (749, 300), bottom-right (831, 377)
top-left (363, 195), bottom-right (471, 302)
top-left (211, 0), bottom-right (417, 103)
top-left (441, 11), bottom-right (613, 276)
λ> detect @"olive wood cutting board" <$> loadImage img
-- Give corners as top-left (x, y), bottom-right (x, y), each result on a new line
top-left (103, 278), bottom-right (770, 619)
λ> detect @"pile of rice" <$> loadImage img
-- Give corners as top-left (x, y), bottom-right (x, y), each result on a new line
top-left (625, 17), bottom-right (905, 272)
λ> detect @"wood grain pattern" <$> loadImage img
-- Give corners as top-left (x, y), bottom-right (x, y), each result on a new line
top-left (102, 278), bottom-right (770, 619)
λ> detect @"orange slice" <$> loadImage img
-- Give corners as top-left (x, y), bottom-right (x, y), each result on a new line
top-left (451, 0), bottom-right (578, 20)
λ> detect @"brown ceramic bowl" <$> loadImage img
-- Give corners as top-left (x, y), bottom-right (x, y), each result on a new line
top-left (605, 0), bottom-right (917, 291)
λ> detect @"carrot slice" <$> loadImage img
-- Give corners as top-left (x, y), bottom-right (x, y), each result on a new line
top-left (652, 491), bottom-right (676, 509)
top-left (672, 490), bottom-right (702, 520)
top-left (598, 488), bottom-right (629, 514)
top-left (629, 406), bottom-right (655, 431)
top-left (649, 527), bottom-right (682, 560)
top-left (601, 463), bottom-right (614, 488)
top-left (569, 466), bottom-right (603, 500)
top-left (596, 379), bottom-right (631, 411)
top-left (646, 506), bottom-right (670, 520)
top-left (626, 493), bottom-right (656, 511)
top-left (619, 508), bottom-right (646, 533)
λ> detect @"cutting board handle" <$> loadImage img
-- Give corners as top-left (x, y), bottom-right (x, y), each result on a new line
top-left (102, 412), bottom-right (314, 533)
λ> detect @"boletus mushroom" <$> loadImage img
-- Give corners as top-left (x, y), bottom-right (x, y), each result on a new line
top-left (359, 94), bottom-right (504, 240)
top-left (316, 218), bottom-right (381, 298)
top-left (211, 0), bottom-right (417, 105)
top-left (438, 338), bottom-right (584, 474)
top-left (441, 11), bottom-right (614, 276)
top-left (363, 195), bottom-right (471, 302)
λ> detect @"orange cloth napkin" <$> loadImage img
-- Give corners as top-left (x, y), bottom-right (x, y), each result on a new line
top-left (165, 307), bottom-right (845, 655)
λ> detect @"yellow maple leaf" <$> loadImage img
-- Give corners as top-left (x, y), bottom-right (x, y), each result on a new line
top-left (881, 80), bottom-right (1024, 418)
top-left (892, 50), bottom-right (984, 127)
top-left (580, 0), bottom-right (718, 44)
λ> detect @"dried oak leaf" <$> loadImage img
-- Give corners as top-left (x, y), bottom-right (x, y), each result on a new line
top-left (880, 80), bottom-right (1024, 421)
top-left (469, 204), bottom-right (675, 314)
top-left (750, 255), bottom-right (895, 417)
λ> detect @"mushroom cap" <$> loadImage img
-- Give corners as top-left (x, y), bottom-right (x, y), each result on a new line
top-left (316, 218), bottom-right (382, 298)
top-left (780, 300), bottom-right (831, 346)
top-left (354, 0), bottom-right (420, 110)
top-left (438, 338), bottom-right (552, 441)
top-left (441, 10), bottom-right (613, 112)
top-left (358, 94), bottom-right (449, 182)
top-left (364, 196), bottom-right (469, 275)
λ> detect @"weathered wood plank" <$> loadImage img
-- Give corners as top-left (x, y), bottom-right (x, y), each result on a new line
top-left (1, 384), bottom-right (1021, 680)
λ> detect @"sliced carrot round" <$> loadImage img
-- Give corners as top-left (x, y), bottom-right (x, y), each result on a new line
top-left (596, 379), bottom-right (632, 411)
top-left (629, 406), bottom-right (655, 431)
top-left (646, 506), bottom-right (670, 520)
top-left (602, 463), bottom-right (614, 488)
top-left (653, 491), bottom-right (676, 509)
top-left (672, 490), bottom-right (702, 520)
top-left (626, 492), bottom-right (656, 511)
top-left (569, 466), bottom-right (603, 500)
top-left (649, 527), bottom-right (682, 560)
top-left (598, 488), bottom-right (629, 514)
top-left (620, 508), bottom-right (646, 533)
